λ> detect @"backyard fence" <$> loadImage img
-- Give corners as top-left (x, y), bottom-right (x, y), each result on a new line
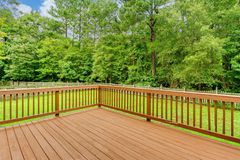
top-left (1, 84), bottom-right (240, 143)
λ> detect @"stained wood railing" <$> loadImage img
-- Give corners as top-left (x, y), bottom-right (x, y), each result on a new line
top-left (1, 84), bottom-right (240, 143)
top-left (0, 85), bottom-right (99, 125)
top-left (99, 85), bottom-right (240, 143)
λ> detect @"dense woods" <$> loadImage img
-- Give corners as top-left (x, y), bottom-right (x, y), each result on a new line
top-left (0, 0), bottom-right (240, 91)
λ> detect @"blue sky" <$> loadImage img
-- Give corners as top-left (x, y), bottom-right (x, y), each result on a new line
top-left (17, 0), bottom-right (53, 17)
top-left (18, 0), bottom-right (43, 10)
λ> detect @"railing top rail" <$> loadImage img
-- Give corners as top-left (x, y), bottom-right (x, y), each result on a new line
top-left (0, 85), bottom-right (99, 96)
top-left (1, 84), bottom-right (240, 103)
top-left (99, 85), bottom-right (240, 103)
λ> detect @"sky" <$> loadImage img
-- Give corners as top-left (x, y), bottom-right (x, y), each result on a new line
top-left (17, 0), bottom-right (54, 17)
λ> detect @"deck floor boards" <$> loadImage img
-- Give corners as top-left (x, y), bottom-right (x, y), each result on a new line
top-left (0, 108), bottom-right (240, 160)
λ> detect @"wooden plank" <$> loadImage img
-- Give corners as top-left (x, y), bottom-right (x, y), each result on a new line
top-left (62, 116), bottom-right (145, 160)
top-left (0, 129), bottom-right (11, 160)
top-left (57, 118), bottom-right (125, 160)
top-left (6, 127), bottom-right (24, 160)
top-left (40, 121), bottom-right (87, 160)
top-left (27, 124), bottom-right (61, 160)
top-left (33, 122), bottom-right (73, 160)
top-left (46, 120), bottom-right (98, 160)
top-left (52, 120), bottom-right (112, 160)
top-left (92, 109), bottom-right (240, 159)
top-left (13, 126), bottom-right (36, 160)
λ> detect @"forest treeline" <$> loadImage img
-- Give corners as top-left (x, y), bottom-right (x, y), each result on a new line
top-left (0, 0), bottom-right (240, 91)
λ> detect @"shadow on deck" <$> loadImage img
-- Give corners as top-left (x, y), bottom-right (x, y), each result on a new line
top-left (0, 108), bottom-right (240, 160)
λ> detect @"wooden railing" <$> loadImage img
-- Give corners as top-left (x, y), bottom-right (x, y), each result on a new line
top-left (0, 85), bottom-right (99, 125)
top-left (1, 84), bottom-right (240, 143)
top-left (99, 85), bottom-right (240, 143)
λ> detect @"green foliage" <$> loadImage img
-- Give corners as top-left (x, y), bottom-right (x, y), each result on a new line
top-left (0, 0), bottom-right (239, 92)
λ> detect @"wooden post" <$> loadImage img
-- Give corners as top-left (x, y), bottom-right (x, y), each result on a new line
top-left (55, 91), bottom-right (59, 117)
top-left (146, 93), bottom-right (151, 122)
top-left (98, 87), bottom-right (101, 108)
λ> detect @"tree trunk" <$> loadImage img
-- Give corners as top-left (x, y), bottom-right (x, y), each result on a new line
top-left (150, 16), bottom-right (156, 77)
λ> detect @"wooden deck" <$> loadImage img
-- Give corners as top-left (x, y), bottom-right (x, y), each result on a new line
top-left (1, 108), bottom-right (240, 160)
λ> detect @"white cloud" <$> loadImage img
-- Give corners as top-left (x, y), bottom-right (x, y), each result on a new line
top-left (17, 4), bottom-right (32, 14)
top-left (40, 0), bottom-right (55, 18)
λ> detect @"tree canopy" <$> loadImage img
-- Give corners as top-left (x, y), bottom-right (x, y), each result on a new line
top-left (0, 0), bottom-right (240, 92)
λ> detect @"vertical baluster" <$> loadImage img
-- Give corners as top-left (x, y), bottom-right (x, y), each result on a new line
top-left (147, 93), bottom-right (151, 121)
top-left (176, 96), bottom-right (178, 123)
top-left (79, 89), bottom-right (81, 106)
top-left (181, 97), bottom-right (183, 124)
top-left (21, 95), bottom-right (25, 118)
top-left (16, 94), bottom-right (18, 119)
top-left (161, 95), bottom-right (163, 118)
top-left (152, 94), bottom-right (154, 116)
top-left (199, 99), bottom-right (202, 128)
top-left (207, 100), bottom-right (211, 131)
top-left (87, 89), bottom-right (89, 105)
top-left (61, 90), bottom-right (64, 110)
top-left (136, 92), bottom-right (138, 113)
top-left (187, 97), bottom-right (189, 125)
top-left (120, 90), bottom-right (122, 109)
top-left (42, 92), bottom-right (45, 114)
top-left (170, 96), bottom-right (173, 121)
top-left (165, 95), bottom-right (168, 119)
top-left (65, 90), bottom-right (67, 109)
top-left (71, 89), bottom-right (74, 108)
top-left (69, 89), bottom-right (71, 108)
top-left (193, 98), bottom-right (196, 127)
top-left (3, 95), bottom-right (6, 120)
top-left (130, 91), bottom-right (132, 111)
top-left (121, 90), bottom-right (123, 109)
top-left (116, 89), bottom-right (118, 108)
top-left (38, 92), bottom-right (40, 114)
top-left (33, 93), bottom-right (35, 115)
top-left (124, 90), bottom-right (126, 109)
top-left (82, 89), bottom-right (84, 106)
top-left (143, 93), bottom-right (145, 114)
top-left (214, 100), bottom-right (217, 132)
top-left (47, 91), bottom-right (50, 112)
top-left (55, 91), bottom-right (59, 117)
top-left (85, 89), bottom-right (87, 106)
top-left (27, 93), bottom-right (30, 116)
top-left (139, 92), bottom-right (142, 114)
top-left (10, 94), bottom-right (12, 119)
top-left (126, 91), bottom-right (129, 110)
top-left (52, 91), bottom-right (54, 111)
top-left (76, 89), bottom-right (78, 107)
top-left (222, 101), bottom-right (226, 134)
top-left (155, 94), bottom-right (158, 117)
top-left (231, 102), bottom-right (234, 136)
